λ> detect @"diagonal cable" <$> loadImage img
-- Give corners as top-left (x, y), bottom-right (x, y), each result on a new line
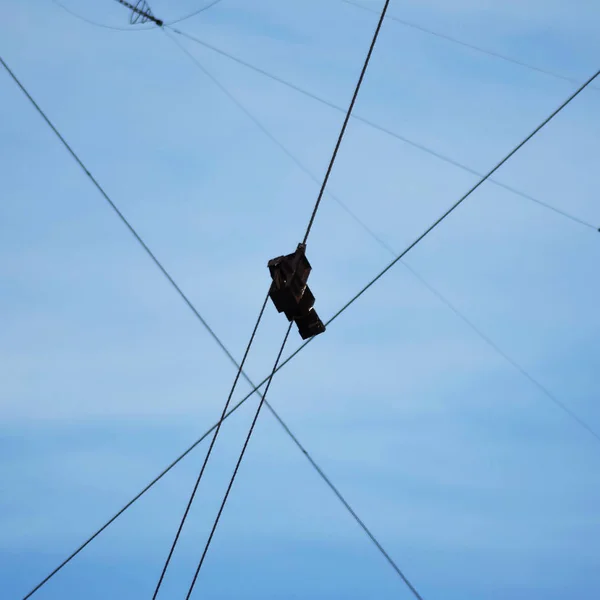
top-left (5, 47), bottom-right (598, 600)
top-left (300, 0), bottom-right (388, 243)
top-left (264, 404), bottom-right (425, 599)
top-left (341, 0), bottom-right (600, 91)
top-left (6, 54), bottom-right (598, 599)
top-left (354, 224), bottom-right (600, 444)
top-left (1, 54), bottom-right (418, 600)
top-left (171, 27), bottom-right (598, 233)
top-left (162, 27), bottom-right (600, 446)
top-left (51, 1), bottom-right (599, 231)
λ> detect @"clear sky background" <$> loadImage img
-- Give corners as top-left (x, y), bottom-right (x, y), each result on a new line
top-left (1, 0), bottom-right (600, 598)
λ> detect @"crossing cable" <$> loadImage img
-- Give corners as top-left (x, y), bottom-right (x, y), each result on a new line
top-left (161, 30), bottom-right (600, 445)
top-left (134, 12), bottom-right (600, 446)
top-left (299, 0), bottom-right (389, 243)
top-left (341, 0), bottom-right (600, 92)
top-left (151, 292), bottom-right (270, 600)
top-left (52, 0), bottom-right (600, 446)
top-left (183, 4), bottom-right (396, 595)
top-left (5, 54), bottom-right (598, 599)
top-left (1, 54), bottom-right (419, 600)
top-left (4, 48), bottom-right (598, 593)
top-left (49, 0), bottom-right (598, 232)
top-left (153, 9), bottom-right (393, 591)
top-left (170, 27), bottom-right (598, 233)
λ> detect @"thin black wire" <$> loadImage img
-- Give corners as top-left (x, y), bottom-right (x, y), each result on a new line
top-left (185, 3), bottom-right (398, 593)
top-left (48, 91), bottom-right (600, 577)
top-left (109, 0), bottom-right (600, 458)
top-left (1, 55), bottom-right (417, 600)
top-left (7, 43), bottom-right (598, 588)
top-left (12, 0), bottom-right (600, 570)
top-left (0, 55), bottom-right (235, 380)
top-left (151, 293), bottom-right (270, 600)
top-left (162, 25), bottom-right (600, 445)
top-left (184, 323), bottom-right (294, 600)
top-left (171, 27), bottom-right (598, 233)
top-left (50, 1), bottom-right (598, 231)
top-left (301, 0), bottom-right (390, 244)
top-left (267, 407), bottom-right (425, 599)
top-left (342, 0), bottom-right (600, 91)
top-left (5, 51), bottom-right (599, 597)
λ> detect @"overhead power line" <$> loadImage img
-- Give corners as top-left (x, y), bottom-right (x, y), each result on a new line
top-left (92, 59), bottom-right (600, 499)
top-left (183, 4), bottom-right (398, 596)
top-left (29, 3), bottom-right (560, 588)
top-left (53, 0), bottom-right (600, 452)
top-left (171, 27), bottom-right (598, 233)
top-left (5, 52), bottom-right (598, 600)
top-left (300, 0), bottom-right (389, 244)
top-left (1, 55), bottom-right (418, 600)
top-left (163, 17), bottom-right (600, 448)
top-left (341, 0), bottom-right (600, 91)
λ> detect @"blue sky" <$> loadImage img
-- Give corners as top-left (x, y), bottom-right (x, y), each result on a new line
top-left (1, 0), bottom-right (600, 598)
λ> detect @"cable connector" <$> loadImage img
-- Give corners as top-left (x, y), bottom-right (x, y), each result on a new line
top-left (116, 0), bottom-right (163, 27)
